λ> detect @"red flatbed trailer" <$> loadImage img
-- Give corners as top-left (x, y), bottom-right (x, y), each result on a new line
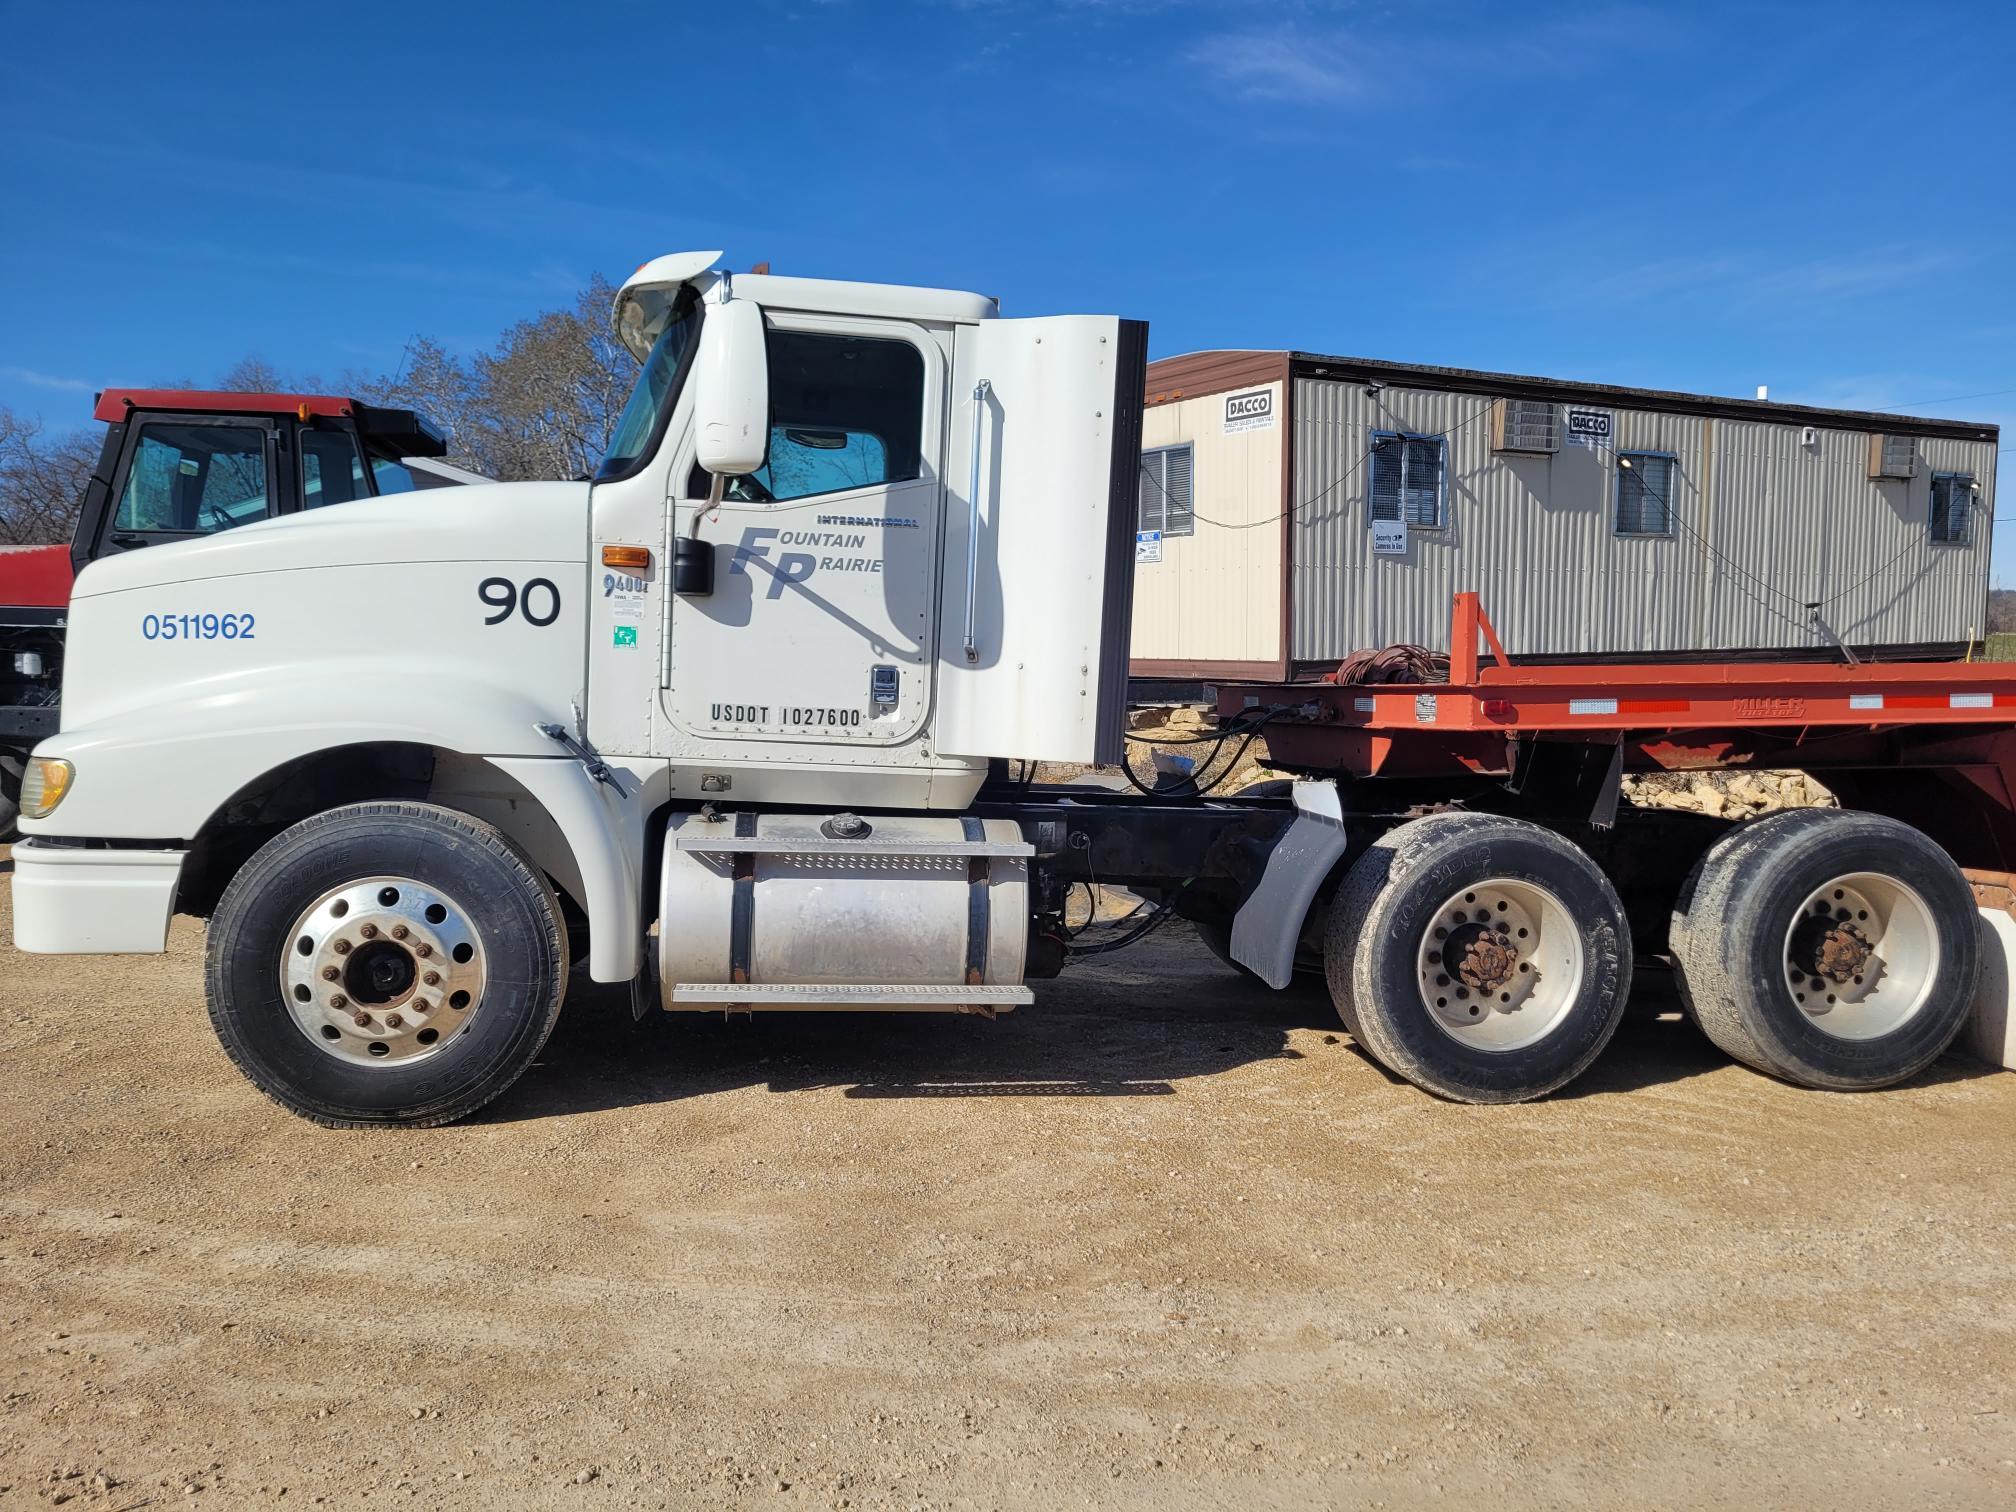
top-left (1219, 592), bottom-right (2016, 872)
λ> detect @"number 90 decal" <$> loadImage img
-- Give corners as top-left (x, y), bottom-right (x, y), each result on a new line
top-left (478, 577), bottom-right (561, 626)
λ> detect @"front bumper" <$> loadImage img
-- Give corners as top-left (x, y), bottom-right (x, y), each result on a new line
top-left (10, 839), bottom-right (185, 953)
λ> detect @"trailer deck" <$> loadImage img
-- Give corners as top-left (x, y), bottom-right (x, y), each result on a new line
top-left (1220, 593), bottom-right (2016, 868)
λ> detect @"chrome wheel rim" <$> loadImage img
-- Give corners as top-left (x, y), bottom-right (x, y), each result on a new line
top-left (1415, 878), bottom-right (1584, 1052)
top-left (1781, 872), bottom-right (1938, 1040)
top-left (280, 876), bottom-right (487, 1066)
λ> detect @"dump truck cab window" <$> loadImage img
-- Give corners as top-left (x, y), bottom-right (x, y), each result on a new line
top-left (301, 430), bottom-right (371, 509)
top-left (114, 423), bottom-right (272, 538)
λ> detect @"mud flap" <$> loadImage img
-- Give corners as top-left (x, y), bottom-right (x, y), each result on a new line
top-left (1230, 782), bottom-right (1350, 989)
top-left (630, 944), bottom-right (662, 1020)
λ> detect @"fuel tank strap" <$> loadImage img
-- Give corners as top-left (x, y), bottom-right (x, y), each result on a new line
top-left (962, 816), bottom-right (990, 986)
top-left (728, 810), bottom-right (757, 985)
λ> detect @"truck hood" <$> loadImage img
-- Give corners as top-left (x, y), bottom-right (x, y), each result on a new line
top-left (70, 480), bottom-right (591, 599)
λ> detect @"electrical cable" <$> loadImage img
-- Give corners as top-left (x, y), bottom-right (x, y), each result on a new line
top-left (1115, 710), bottom-right (1287, 799)
top-left (1064, 879), bottom-right (1196, 956)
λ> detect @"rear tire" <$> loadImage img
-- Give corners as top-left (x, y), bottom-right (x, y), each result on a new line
top-left (1669, 809), bottom-right (1978, 1090)
top-left (1326, 813), bottom-right (1632, 1102)
top-left (204, 801), bottom-right (569, 1127)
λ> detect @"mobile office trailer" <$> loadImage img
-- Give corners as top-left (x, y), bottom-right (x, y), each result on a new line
top-left (1128, 351), bottom-right (2000, 684)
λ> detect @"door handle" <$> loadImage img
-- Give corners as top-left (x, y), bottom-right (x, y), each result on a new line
top-left (963, 379), bottom-right (991, 664)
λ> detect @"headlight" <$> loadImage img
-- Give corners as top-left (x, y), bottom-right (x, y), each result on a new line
top-left (20, 756), bottom-right (74, 818)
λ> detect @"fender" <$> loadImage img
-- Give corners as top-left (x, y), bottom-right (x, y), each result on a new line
top-left (1230, 781), bottom-right (1351, 989)
top-left (26, 672), bottom-right (655, 984)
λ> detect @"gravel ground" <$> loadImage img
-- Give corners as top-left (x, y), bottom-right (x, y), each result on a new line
top-left (3, 844), bottom-right (2014, 1510)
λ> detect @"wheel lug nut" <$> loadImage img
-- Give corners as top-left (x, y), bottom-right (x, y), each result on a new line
top-left (330, 993), bottom-right (348, 1009)
top-left (391, 924), bottom-right (409, 940)
top-left (333, 939), bottom-right (352, 955)
top-left (359, 923), bottom-right (379, 939)
top-left (414, 943), bottom-right (433, 959)
top-left (321, 966), bottom-right (341, 981)
top-left (385, 1013), bottom-right (404, 1029)
top-left (353, 1011), bottom-right (372, 1028)
top-left (423, 971), bottom-right (441, 986)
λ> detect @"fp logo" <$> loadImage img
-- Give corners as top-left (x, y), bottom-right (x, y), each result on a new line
top-left (729, 527), bottom-right (816, 599)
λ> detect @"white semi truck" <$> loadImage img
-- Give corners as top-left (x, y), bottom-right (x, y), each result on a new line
top-left (8, 252), bottom-right (2002, 1123)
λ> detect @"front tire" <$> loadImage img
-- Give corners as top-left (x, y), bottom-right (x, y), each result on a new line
top-left (1669, 809), bottom-right (1978, 1090)
top-left (0, 749), bottom-right (23, 843)
top-left (1326, 813), bottom-right (1632, 1102)
top-left (204, 802), bottom-right (569, 1127)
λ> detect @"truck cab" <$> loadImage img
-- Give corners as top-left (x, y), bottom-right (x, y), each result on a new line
top-left (9, 254), bottom-right (1151, 1125)
top-left (68, 387), bottom-right (453, 569)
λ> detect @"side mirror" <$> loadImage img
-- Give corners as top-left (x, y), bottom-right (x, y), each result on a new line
top-left (692, 295), bottom-right (769, 478)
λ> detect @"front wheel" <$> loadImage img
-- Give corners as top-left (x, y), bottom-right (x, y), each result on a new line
top-left (1325, 813), bottom-right (1633, 1102)
top-left (0, 749), bottom-right (24, 843)
top-left (204, 802), bottom-right (570, 1127)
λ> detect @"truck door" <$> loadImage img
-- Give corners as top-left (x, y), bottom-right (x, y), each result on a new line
top-left (934, 316), bottom-right (1145, 765)
top-left (91, 414), bottom-right (280, 560)
top-left (663, 314), bottom-right (948, 748)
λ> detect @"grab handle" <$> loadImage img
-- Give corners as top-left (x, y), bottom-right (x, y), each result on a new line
top-left (963, 379), bottom-right (992, 663)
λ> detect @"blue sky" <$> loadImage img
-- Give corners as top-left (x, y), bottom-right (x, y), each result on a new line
top-left (2, 0), bottom-right (2012, 569)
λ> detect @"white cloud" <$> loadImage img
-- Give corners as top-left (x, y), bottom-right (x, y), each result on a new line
top-left (1188, 25), bottom-right (1382, 105)
top-left (0, 366), bottom-right (93, 393)
top-left (1189, 5), bottom-right (1683, 108)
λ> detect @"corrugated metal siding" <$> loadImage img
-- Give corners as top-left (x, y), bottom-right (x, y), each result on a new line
top-left (1291, 377), bottom-right (1997, 661)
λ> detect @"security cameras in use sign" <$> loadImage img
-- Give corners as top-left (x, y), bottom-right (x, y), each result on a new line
top-left (1224, 389), bottom-right (1274, 434)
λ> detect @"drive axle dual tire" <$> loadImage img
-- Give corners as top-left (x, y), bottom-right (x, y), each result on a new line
top-left (1326, 813), bottom-right (1633, 1102)
top-left (1670, 809), bottom-right (1978, 1090)
top-left (205, 802), bottom-right (570, 1127)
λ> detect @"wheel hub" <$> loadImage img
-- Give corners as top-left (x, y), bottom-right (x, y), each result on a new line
top-left (1415, 879), bottom-right (1584, 1053)
top-left (1794, 917), bottom-right (1873, 984)
top-left (1448, 923), bottom-right (1520, 993)
top-left (1780, 873), bottom-right (1938, 1040)
top-left (280, 876), bottom-right (487, 1066)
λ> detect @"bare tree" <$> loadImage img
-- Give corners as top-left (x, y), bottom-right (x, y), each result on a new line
top-left (0, 406), bottom-right (101, 545)
top-left (465, 277), bottom-right (636, 481)
top-left (216, 355), bottom-right (292, 393)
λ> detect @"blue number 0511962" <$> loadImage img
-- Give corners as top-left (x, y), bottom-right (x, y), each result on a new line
top-left (142, 612), bottom-right (257, 641)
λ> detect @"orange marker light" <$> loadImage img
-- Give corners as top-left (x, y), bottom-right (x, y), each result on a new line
top-left (601, 545), bottom-right (652, 570)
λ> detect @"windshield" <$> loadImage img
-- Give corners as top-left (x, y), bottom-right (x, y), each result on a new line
top-left (597, 292), bottom-right (700, 481)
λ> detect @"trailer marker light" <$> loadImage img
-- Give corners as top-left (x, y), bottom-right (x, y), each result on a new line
top-left (19, 756), bottom-right (74, 818)
top-left (1849, 694), bottom-right (1884, 710)
top-left (602, 545), bottom-right (652, 570)
top-left (1950, 692), bottom-right (1993, 709)
top-left (1568, 698), bottom-right (1619, 716)
top-left (1352, 696), bottom-right (1375, 713)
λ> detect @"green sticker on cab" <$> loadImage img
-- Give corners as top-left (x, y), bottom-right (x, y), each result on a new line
top-left (613, 625), bottom-right (638, 648)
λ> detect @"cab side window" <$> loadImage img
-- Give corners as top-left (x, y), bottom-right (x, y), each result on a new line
top-left (699, 330), bottom-right (925, 504)
top-left (115, 424), bottom-right (271, 535)
top-left (301, 430), bottom-right (371, 509)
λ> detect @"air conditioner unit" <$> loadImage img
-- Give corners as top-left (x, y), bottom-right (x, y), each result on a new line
top-left (1493, 398), bottom-right (1558, 454)
top-left (1868, 433), bottom-right (1916, 480)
